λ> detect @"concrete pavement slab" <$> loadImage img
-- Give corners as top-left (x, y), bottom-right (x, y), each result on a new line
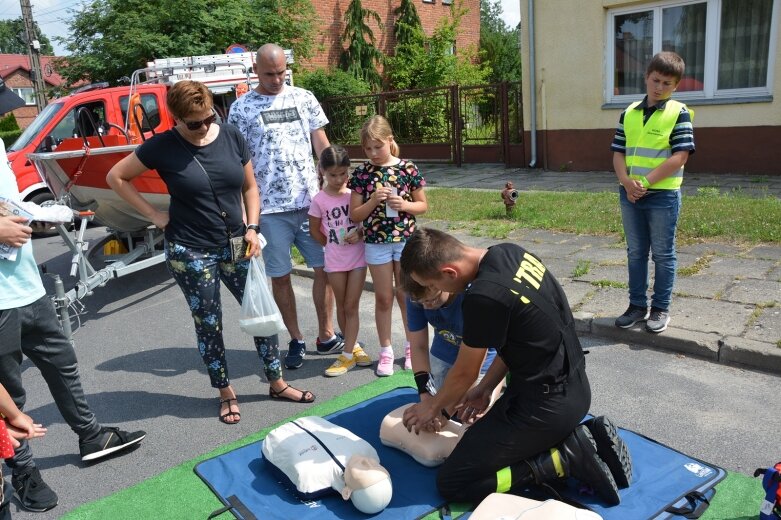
top-left (577, 286), bottom-right (628, 318)
top-left (675, 252), bottom-right (703, 271)
top-left (677, 242), bottom-right (736, 257)
top-left (699, 257), bottom-right (776, 278)
top-left (514, 241), bottom-right (586, 258)
top-left (541, 258), bottom-right (579, 281)
top-left (744, 245), bottom-right (781, 261)
top-left (572, 247), bottom-right (627, 265)
top-left (576, 265), bottom-right (628, 285)
top-left (673, 295), bottom-right (754, 335)
top-left (560, 280), bottom-right (595, 309)
top-left (744, 307), bottom-right (781, 344)
top-left (673, 274), bottom-right (732, 299)
top-left (723, 278), bottom-right (781, 305)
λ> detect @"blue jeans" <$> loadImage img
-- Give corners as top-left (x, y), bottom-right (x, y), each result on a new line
top-left (619, 186), bottom-right (681, 311)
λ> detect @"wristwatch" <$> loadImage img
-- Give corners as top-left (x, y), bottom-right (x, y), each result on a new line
top-left (246, 224), bottom-right (260, 232)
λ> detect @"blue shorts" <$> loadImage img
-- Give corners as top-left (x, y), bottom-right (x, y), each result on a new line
top-left (260, 209), bottom-right (325, 277)
top-left (364, 242), bottom-right (406, 265)
top-left (430, 355), bottom-right (485, 393)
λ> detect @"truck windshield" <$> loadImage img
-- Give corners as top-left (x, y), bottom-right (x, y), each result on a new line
top-left (7, 102), bottom-right (64, 152)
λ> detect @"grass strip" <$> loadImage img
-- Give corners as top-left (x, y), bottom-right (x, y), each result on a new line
top-left (425, 188), bottom-right (781, 244)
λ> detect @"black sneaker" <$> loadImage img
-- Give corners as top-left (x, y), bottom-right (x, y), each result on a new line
top-left (646, 308), bottom-right (670, 333)
top-left (12, 467), bottom-right (58, 512)
top-left (316, 332), bottom-right (345, 354)
top-left (614, 305), bottom-right (649, 328)
top-left (79, 426), bottom-right (146, 462)
top-left (285, 339), bottom-right (306, 369)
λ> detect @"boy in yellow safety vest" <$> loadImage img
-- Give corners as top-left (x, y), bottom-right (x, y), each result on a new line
top-left (611, 51), bottom-right (695, 334)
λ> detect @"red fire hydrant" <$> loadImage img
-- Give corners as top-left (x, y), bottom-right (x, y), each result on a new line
top-left (501, 181), bottom-right (519, 215)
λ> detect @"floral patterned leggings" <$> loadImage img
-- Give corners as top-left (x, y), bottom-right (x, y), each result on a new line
top-left (165, 241), bottom-right (282, 389)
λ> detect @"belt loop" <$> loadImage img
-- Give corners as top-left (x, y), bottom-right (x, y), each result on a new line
top-left (542, 384), bottom-right (550, 394)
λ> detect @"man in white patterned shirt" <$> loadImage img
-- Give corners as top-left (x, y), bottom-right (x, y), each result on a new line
top-left (228, 44), bottom-right (342, 369)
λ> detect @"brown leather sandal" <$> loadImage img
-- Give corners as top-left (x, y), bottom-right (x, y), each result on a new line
top-left (269, 384), bottom-right (315, 403)
top-left (219, 397), bottom-right (241, 424)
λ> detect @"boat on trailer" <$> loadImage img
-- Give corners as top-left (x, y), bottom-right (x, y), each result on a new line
top-left (24, 52), bottom-right (286, 331)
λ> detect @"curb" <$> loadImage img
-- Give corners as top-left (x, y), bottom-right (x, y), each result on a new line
top-left (292, 267), bottom-right (781, 376)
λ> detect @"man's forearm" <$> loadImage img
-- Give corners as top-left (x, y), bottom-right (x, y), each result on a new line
top-left (475, 356), bottom-right (507, 392)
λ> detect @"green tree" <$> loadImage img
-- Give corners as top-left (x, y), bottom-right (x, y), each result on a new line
top-left (393, 0), bottom-right (423, 47)
top-left (340, 0), bottom-right (383, 90)
top-left (0, 18), bottom-right (54, 55)
top-left (480, 0), bottom-right (521, 83)
top-left (385, 1), bottom-right (489, 90)
top-left (56, 0), bottom-right (317, 86)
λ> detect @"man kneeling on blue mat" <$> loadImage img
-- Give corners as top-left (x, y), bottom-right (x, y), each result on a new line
top-left (400, 228), bottom-right (632, 506)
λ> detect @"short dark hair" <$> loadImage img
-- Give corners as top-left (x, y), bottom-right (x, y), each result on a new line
top-left (646, 51), bottom-right (685, 82)
top-left (399, 269), bottom-right (428, 300)
top-left (166, 80), bottom-right (213, 120)
top-left (400, 228), bottom-right (466, 279)
top-left (319, 145), bottom-right (351, 171)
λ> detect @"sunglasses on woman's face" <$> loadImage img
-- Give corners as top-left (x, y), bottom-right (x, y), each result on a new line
top-left (183, 113), bottom-right (216, 131)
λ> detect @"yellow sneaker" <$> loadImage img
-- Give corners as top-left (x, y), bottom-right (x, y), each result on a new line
top-left (352, 344), bottom-right (373, 367)
top-left (324, 354), bottom-right (356, 377)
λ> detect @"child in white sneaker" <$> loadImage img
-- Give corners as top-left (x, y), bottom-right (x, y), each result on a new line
top-left (309, 146), bottom-right (372, 376)
top-left (349, 116), bottom-right (428, 377)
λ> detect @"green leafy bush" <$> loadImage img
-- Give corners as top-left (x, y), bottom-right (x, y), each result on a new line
top-left (296, 69), bottom-right (371, 101)
top-left (0, 113), bottom-right (19, 132)
top-left (0, 130), bottom-right (22, 148)
top-left (298, 69), bottom-right (373, 145)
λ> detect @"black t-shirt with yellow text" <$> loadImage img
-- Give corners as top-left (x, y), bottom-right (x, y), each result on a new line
top-left (462, 243), bottom-right (577, 385)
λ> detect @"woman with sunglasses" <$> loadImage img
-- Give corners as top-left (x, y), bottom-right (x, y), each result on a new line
top-left (107, 80), bottom-right (314, 426)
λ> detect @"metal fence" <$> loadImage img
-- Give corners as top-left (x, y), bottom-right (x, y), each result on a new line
top-left (320, 81), bottom-right (523, 167)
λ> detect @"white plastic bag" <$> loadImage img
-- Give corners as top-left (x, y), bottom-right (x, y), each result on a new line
top-left (239, 256), bottom-right (286, 337)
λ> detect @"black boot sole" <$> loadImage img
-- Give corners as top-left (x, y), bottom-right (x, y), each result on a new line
top-left (585, 416), bottom-right (633, 488)
top-left (570, 425), bottom-right (621, 506)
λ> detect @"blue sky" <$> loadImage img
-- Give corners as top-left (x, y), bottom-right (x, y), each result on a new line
top-left (1, 0), bottom-right (522, 57)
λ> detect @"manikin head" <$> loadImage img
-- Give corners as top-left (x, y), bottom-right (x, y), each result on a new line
top-left (339, 455), bottom-right (393, 514)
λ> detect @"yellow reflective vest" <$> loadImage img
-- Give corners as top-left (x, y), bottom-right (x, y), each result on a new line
top-left (625, 99), bottom-right (692, 190)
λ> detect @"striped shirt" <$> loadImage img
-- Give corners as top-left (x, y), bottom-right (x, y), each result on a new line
top-left (611, 96), bottom-right (695, 156)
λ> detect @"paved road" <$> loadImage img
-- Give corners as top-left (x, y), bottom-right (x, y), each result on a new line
top-left (8, 229), bottom-right (778, 518)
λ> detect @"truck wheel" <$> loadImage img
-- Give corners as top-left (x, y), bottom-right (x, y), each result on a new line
top-left (27, 191), bottom-right (60, 236)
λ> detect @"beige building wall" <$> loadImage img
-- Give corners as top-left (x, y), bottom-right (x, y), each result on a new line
top-left (520, 0), bottom-right (781, 173)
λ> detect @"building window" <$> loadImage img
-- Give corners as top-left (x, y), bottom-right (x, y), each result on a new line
top-left (607, 0), bottom-right (776, 103)
top-left (12, 88), bottom-right (36, 106)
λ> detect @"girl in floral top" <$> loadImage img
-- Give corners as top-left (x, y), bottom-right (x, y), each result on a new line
top-left (348, 115), bottom-right (428, 377)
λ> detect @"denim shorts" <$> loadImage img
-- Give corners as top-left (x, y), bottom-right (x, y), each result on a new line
top-left (260, 209), bottom-right (325, 277)
top-left (429, 355), bottom-right (485, 393)
top-left (364, 242), bottom-right (406, 265)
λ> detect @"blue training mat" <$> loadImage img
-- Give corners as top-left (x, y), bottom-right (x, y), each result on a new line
top-left (459, 421), bottom-right (726, 520)
top-left (564, 423), bottom-right (726, 520)
top-left (195, 387), bottom-right (444, 520)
